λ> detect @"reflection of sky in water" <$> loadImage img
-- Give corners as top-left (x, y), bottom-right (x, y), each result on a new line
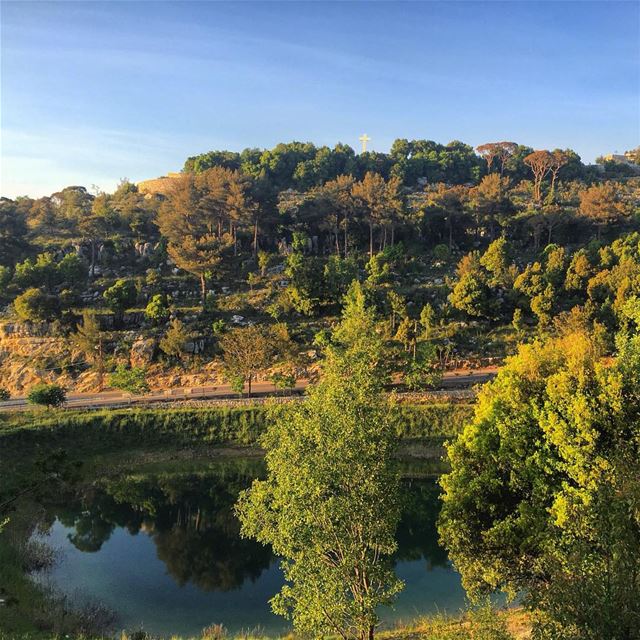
top-left (39, 519), bottom-right (466, 637)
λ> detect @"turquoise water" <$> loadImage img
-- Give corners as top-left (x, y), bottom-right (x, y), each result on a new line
top-left (33, 462), bottom-right (466, 637)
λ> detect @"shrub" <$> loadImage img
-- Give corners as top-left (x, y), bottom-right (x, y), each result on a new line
top-left (14, 287), bottom-right (60, 322)
top-left (432, 244), bottom-right (451, 262)
top-left (26, 384), bottom-right (66, 408)
top-left (108, 365), bottom-right (149, 395)
top-left (103, 279), bottom-right (137, 314)
top-left (0, 389), bottom-right (10, 401)
top-left (144, 294), bottom-right (170, 325)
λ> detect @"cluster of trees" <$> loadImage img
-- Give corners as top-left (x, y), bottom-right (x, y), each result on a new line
top-left (2, 138), bottom-right (636, 310)
top-left (448, 229), bottom-right (640, 340)
top-left (440, 330), bottom-right (640, 639)
top-left (237, 283), bottom-right (640, 639)
top-left (183, 139), bottom-right (596, 192)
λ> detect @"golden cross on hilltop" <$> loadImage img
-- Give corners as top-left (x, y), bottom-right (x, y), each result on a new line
top-left (359, 133), bottom-right (371, 153)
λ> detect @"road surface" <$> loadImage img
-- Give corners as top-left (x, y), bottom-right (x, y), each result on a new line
top-left (0, 368), bottom-right (497, 412)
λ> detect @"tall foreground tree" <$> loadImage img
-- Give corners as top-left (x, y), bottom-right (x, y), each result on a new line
top-left (237, 283), bottom-right (402, 639)
top-left (439, 331), bottom-right (640, 639)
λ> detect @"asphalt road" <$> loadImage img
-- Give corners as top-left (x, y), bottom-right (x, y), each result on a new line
top-left (0, 369), bottom-right (497, 412)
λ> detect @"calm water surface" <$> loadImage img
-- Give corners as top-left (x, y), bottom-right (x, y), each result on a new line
top-left (31, 458), bottom-right (466, 637)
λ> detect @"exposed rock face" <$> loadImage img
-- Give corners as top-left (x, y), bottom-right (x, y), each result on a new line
top-left (129, 337), bottom-right (157, 367)
top-left (184, 337), bottom-right (206, 355)
top-left (0, 333), bottom-right (74, 393)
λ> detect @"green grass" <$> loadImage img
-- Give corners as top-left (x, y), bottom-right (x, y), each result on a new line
top-left (0, 402), bottom-right (474, 457)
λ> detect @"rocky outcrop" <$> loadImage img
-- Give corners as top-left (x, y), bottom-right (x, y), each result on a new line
top-left (129, 337), bottom-right (157, 367)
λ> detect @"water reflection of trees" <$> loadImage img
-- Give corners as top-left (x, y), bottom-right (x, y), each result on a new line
top-left (394, 479), bottom-right (449, 569)
top-left (46, 464), bottom-right (274, 592)
top-left (42, 465), bottom-right (449, 593)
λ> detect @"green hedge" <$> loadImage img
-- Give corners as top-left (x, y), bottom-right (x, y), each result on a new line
top-left (0, 402), bottom-right (474, 454)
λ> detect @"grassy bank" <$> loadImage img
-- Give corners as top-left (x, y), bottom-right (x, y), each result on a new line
top-left (0, 402), bottom-right (475, 455)
top-left (0, 606), bottom-right (531, 640)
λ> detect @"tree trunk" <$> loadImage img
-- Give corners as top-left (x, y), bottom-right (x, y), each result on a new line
top-left (247, 374), bottom-right (252, 397)
top-left (448, 217), bottom-right (453, 250)
top-left (253, 221), bottom-right (259, 256)
top-left (200, 273), bottom-right (207, 305)
top-left (344, 216), bottom-right (348, 258)
top-left (97, 338), bottom-right (104, 392)
top-left (90, 239), bottom-right (96, 278)
top-left (369, 221), bottom-right (374, 258)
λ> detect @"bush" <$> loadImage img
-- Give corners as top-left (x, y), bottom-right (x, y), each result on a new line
top-left (103, 278), bottom-right (137, 313)
top-left (0, 389), bottom-right (10, 401)
top-left (13, 287), bottom-right (60, 322)
top-left (432, 244), bottom-right (451, 262)
top-left (144, 294), bottom-right (170, 325)
top-left (26, 384), bottom-right (66, 408)
top-left (108, 365), bottom-right (149, 395)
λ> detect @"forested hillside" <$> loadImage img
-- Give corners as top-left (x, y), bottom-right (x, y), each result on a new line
top-left (1, 138), bottom-right (639, 396)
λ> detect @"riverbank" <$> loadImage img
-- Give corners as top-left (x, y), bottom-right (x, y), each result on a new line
top-left (0, 401), bottom-right (474, 456)
top-left (0, 606), bottom-right (532, 640)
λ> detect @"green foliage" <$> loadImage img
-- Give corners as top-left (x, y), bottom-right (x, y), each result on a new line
top-left (236, 290), bottom-right (402, 639)
top-left (0, 265), bottom-right (11, 291)
top-left (403, 342), bottom-right (442, 391)
top-left (439, 331), bottom-right (640, 639)
top-left (479, 237), bottom-right (512, 287)
top-left (257, 250), bottom-right (278, 276)
top-left (103, 278), bottom-right (137, 313)
top-left (71, 310), bottom-right (105, 388)
top-left (0, 389), bottom-right (9, 401)
top-left (0, 402), bottom-right (472, 462)
top-left (420, 303), bottom-right (436, 338)
top-left (511, 307), bottom-right (525, 334)
top-left (57, 253), bottom-right (88, 288)
top-left (13, 287), bottom-right (60, 322)
top-left (211, 318), bottom-right (226, 336)
top-left (269, 370), bottom-right (297, 392)
top-left (108, 364), bottom-right (149, 395)
top-left (160, 318), bottom-right (189, 361)
top-left (26, 384), bottom-right (66, 408)
top-left (432, 243), bottom-right (451, 262)
top-left (144, 293), bottom-right (171, 325)
top-left (323, 255), bottom-right (359, 305)
top-left (449, 272), bottom-right (494, 319)
top-left (14, 252), bottom-right (58, 291)
top-left (283, 251), bottom-right (323, 316)
top-left (220, 325), bottom-right (290, 395)
top-left (530, 283), bottom-right (555, 327)
top-left (415, 604), bottom-right (515, 640)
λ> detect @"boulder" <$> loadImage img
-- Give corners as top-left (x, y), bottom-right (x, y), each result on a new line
top-left (130, 337), bottom-right (157, 367)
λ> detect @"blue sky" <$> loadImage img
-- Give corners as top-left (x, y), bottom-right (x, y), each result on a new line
top-left (1, 1), bottom-right (638, 198)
